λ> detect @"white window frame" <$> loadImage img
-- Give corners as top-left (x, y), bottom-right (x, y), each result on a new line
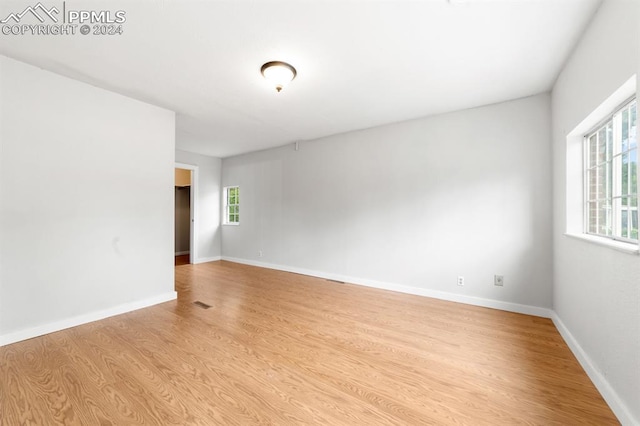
top-left (565, 75), bottom-right (638, 254)
top-left (223, 186), bottom-right (240, 225)
top-left (583, 97), bottom-right (637, 244)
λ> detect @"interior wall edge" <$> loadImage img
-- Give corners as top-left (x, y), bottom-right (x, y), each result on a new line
top-left (551, 312), bottom-right (637, 426)
top-left (0, 291), bottom-right (177, 348)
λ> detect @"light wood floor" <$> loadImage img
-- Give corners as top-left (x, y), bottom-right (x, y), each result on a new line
top-left (1, 261), bottom-right (618, 425)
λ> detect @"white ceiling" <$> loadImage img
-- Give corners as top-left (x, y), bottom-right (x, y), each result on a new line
top-left (0, 0), bottom-right (601, 158)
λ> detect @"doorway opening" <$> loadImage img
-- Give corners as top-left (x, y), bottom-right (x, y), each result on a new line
top-left (175, 163), bottom-right (198, 265)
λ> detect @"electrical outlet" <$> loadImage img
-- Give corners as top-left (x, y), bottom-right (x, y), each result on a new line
top-left (494, 275), bottom-right (504, 286)
top-left (457, 276), bottom-right (464, 286)
top-left (258, 250), bottom-right (263, 258)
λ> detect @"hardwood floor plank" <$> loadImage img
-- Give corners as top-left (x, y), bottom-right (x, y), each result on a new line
top-left (1, 260), bottom-right (619, 425)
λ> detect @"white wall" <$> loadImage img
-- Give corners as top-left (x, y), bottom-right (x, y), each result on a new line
top-left (175, 148), bottom-right (222, 262)
top-left (0, 55), bottom-right (176, 344)
top-left (222, 94), bottom-right (553, 313)
top-left (551, 1), bottom-right (639, 424)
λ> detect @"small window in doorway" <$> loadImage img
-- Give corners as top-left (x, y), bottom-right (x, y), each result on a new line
top-left (224, 186), bottom-right (240, 225)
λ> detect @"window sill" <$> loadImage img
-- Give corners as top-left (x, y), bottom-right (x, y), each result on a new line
top-left (223, 222), bottom-right (240, 226)
top-left (564, 233), bottom-right (639, 255)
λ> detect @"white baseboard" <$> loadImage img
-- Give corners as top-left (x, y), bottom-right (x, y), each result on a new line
top-left (194, 256), bottom-right (221, 264)
top-left (174, 251), bottom-right (190, 256)
top-left (552, 313), bottom-right (637, 426)
top-left (0, 291), bottom-right (177, 347)
top-left (221, 256), bottom-right (552, 318)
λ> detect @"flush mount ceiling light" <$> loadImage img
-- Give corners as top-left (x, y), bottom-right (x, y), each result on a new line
top-left (261, 61), bottom-right (297, 93)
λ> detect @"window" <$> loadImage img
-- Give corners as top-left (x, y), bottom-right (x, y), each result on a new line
top-left (584, 98), bottom-right (637, 242)
top-left (224, 186), bottom-right (239, 225)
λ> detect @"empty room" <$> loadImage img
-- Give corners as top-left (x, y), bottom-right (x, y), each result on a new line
top-left (0, 0), bottom-right (638, 424)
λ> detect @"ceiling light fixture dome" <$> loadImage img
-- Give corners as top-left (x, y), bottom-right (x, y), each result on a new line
top-left (261, 61), bottom-right (297, 92)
